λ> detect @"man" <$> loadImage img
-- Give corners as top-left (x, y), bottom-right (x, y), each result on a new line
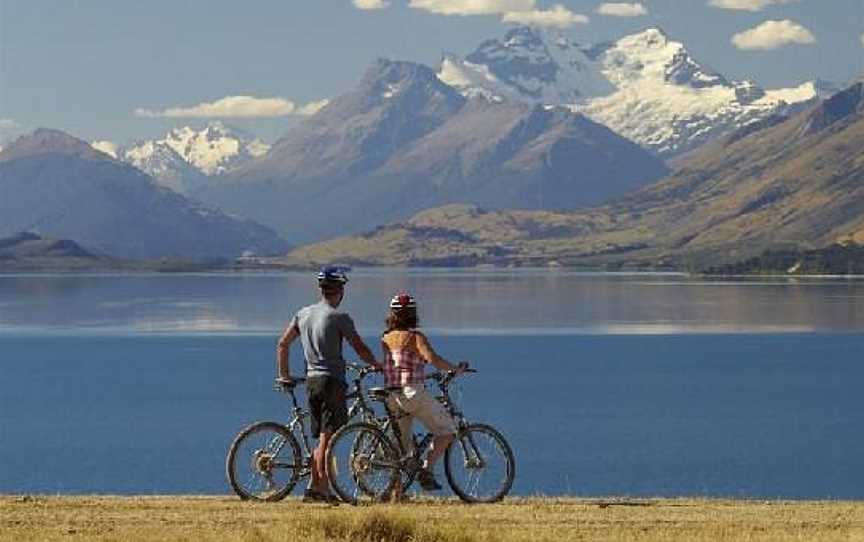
top-left (276, 267), bottom-right (380, 502)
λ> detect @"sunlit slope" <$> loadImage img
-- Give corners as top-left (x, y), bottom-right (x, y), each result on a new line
top-left (287, 83), bottom-right (864, 268)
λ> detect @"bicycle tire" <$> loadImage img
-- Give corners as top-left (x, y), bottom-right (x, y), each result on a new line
top-left (444, 423), bottom-right (515, 503)
top-left (226, 421), bottom-right (303, 501)
top-left (326, 422), bottom-right (400, 505)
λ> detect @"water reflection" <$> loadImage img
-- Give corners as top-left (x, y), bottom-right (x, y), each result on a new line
top-left (0, 271), bottom-right (863, 335)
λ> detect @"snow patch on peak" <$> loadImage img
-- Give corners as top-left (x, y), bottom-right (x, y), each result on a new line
top-left (246, 139), bottom-right (270, 158)
top-left (601, 30), bottom-right (696, 87)
top-left (98, 122), bottom-right (271, 193)
top-left (438, 55), bottom-right (508, 102)
top-left (91, 140), bottom-right (120, 159)
top-left (156, 121), bottom-right (270, 175)
top-left (382, 83), bottom-right (401, 99)
top-left (122, 140), bottom-right (206, 193)
top-left (440, 26), bottom-right (820, 157)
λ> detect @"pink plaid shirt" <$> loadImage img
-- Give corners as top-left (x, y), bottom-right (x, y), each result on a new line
top-left (383, 331), bottom-right (427, 388)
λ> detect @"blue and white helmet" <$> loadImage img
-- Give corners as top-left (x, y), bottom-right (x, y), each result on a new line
top-left (317, 266), bottom-right (350, 286)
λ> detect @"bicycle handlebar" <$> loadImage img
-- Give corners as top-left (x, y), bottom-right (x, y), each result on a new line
top-left (427, 364), bottom-right (476, 383)
top-left (346, 361), bottom-right (382, 378)
top-left (274, 377), bottom-right (306, 391)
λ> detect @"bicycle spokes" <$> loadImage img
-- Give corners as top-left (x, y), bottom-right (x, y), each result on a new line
top-left (327, 423), bottom-right (399, 504)
top-left (445, 424), bottom-right (515, 503)
top-left (227, 422), bottom-right (302, 501)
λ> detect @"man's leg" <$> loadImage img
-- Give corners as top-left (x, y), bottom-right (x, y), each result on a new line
top-left (305, 376), bottom-right (329, 498)
top-left (315, 378), bottom-right (348, 495)
top-left (313, 431), bottom-right (333, 494)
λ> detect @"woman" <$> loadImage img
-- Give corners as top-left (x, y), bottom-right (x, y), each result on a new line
top-left (381, 291), bottom-right (465, 491)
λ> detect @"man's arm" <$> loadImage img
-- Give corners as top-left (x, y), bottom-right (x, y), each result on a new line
top-left (347, 331), bottom-right (381, 370)
top-left (276, 323), bottom-right (300, 379)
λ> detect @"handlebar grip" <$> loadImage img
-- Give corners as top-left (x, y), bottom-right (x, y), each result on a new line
top-left (274, 377), bottom-right (305, 390)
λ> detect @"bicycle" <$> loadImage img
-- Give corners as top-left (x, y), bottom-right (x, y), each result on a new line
top-left (225, 363), bottom-right (380, 501)
top-left (325, 367), bottom-right (516, 504)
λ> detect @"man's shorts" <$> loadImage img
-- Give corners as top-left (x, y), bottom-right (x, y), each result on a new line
top-left (307, 375), bottom-right (348, 437)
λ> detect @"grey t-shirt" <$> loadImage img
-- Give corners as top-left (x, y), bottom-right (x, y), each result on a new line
top-left (289, 301), bottom-right (357, 382)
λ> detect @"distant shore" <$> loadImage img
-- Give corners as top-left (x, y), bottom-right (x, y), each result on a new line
top-left (4, 261), bottom-right (864, 278)
top-left (2, 495), bottom-right (862, 541)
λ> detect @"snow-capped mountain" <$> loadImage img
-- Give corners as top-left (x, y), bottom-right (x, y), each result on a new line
top-left (439, 26), bottom-right (837, 157)
top-left (2, 129), bottom-right (289, 259)
top-left (199, 59), bottom-right (669, 243)
top-left (92, 122), bottom-right (270, 194)
top-left (153, 122), bottom-right (270, 175)
top-left (123, 140), bottom-right (208, 194)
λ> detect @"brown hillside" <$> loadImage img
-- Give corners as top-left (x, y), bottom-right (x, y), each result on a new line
top-left (286, 84), bottom-right (864, 268)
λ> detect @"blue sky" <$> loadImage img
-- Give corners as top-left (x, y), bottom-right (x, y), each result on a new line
top-left (1, 0), bottom-right (862, 144)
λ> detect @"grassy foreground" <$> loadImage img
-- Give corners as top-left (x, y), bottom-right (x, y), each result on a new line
top-left (2, 496), bottom-right (863, 542)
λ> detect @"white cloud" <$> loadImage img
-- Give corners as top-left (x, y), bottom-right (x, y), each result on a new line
top-left (596, 3), bottom-right (647, 17)
top-left (501, 5), bottom-right (588, 27)
top-left (134, 96), bottom-right (326, 118)
top-left (731, 20), bottom-right (816, 50)
top-left (0, 118), bottom-right (20, 130)
top-left (352, 0), bottom-right (390, 9)
top-left (408, 0), bottom-right (587, 27)
top-left (709, 0), bottom-right (798, 12)
top-left (409, 0), bottom-right (534, 16)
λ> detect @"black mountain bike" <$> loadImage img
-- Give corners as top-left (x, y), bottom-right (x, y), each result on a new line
top-left (325, 368), bottom-right (515, 504)
top-left (225, 363), bottom-right (379, 501)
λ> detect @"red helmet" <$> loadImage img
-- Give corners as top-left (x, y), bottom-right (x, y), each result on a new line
top-left (389, 292), bottom-right (417, 309)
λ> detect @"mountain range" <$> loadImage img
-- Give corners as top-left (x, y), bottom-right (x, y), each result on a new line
top-left (440, 27), bottom-right (838, 157)
top-left (195, 58), bottom-right (669, 244)
top-left (93, 122), bottom-right (269, 193)
top-left (0, 129), bottom-right (289, 259)
top-left (285, 82), bottom-right (864, 268)
top-left (8, 25), bottom-right (858, 269)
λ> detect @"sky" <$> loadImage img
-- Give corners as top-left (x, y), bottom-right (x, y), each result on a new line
top-left (1, 0), bottom-right (862, 145)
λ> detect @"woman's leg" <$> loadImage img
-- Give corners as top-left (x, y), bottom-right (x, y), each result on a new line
top-left (424, 433), bottom-right (454, 470)
top-left (406, 388), bottom-right (457, 472)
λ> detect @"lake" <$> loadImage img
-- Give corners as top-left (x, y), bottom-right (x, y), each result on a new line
top-left (1, 271), bottom-right (863, 498)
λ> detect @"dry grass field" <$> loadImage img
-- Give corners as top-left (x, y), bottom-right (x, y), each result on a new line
top-left (2, 496), bottom-right (863, 542)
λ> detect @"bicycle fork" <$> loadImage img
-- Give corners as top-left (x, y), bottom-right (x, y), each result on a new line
top-left (456, 425), bottom-right (486, 470)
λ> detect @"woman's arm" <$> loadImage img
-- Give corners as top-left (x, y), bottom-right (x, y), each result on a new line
top-left (414, 332), bottom-right (461, 372)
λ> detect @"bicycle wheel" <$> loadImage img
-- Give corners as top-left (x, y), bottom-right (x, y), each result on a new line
top-left (444, 423), bottom-right (515, 503)
top-left (226, 421), bottom-right (303, 501)
top-left (326, 422), bottom-right (400, 505)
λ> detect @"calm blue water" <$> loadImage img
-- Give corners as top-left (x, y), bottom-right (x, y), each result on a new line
top-left (1, 272), bottom-right (864, 498)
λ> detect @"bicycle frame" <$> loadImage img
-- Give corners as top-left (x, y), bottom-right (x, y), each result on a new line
top-left (227, 362), bottom-right (385, 501)
top-left (375, 370), bottom-right (482, 480)
top-left (276, 364), bottom-right (380, 473)
top-left (325, 367), bottom-right (515, 504)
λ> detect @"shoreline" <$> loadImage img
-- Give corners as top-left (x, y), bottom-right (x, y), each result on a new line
top-left (4, 266), bottom-right (864, 279)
